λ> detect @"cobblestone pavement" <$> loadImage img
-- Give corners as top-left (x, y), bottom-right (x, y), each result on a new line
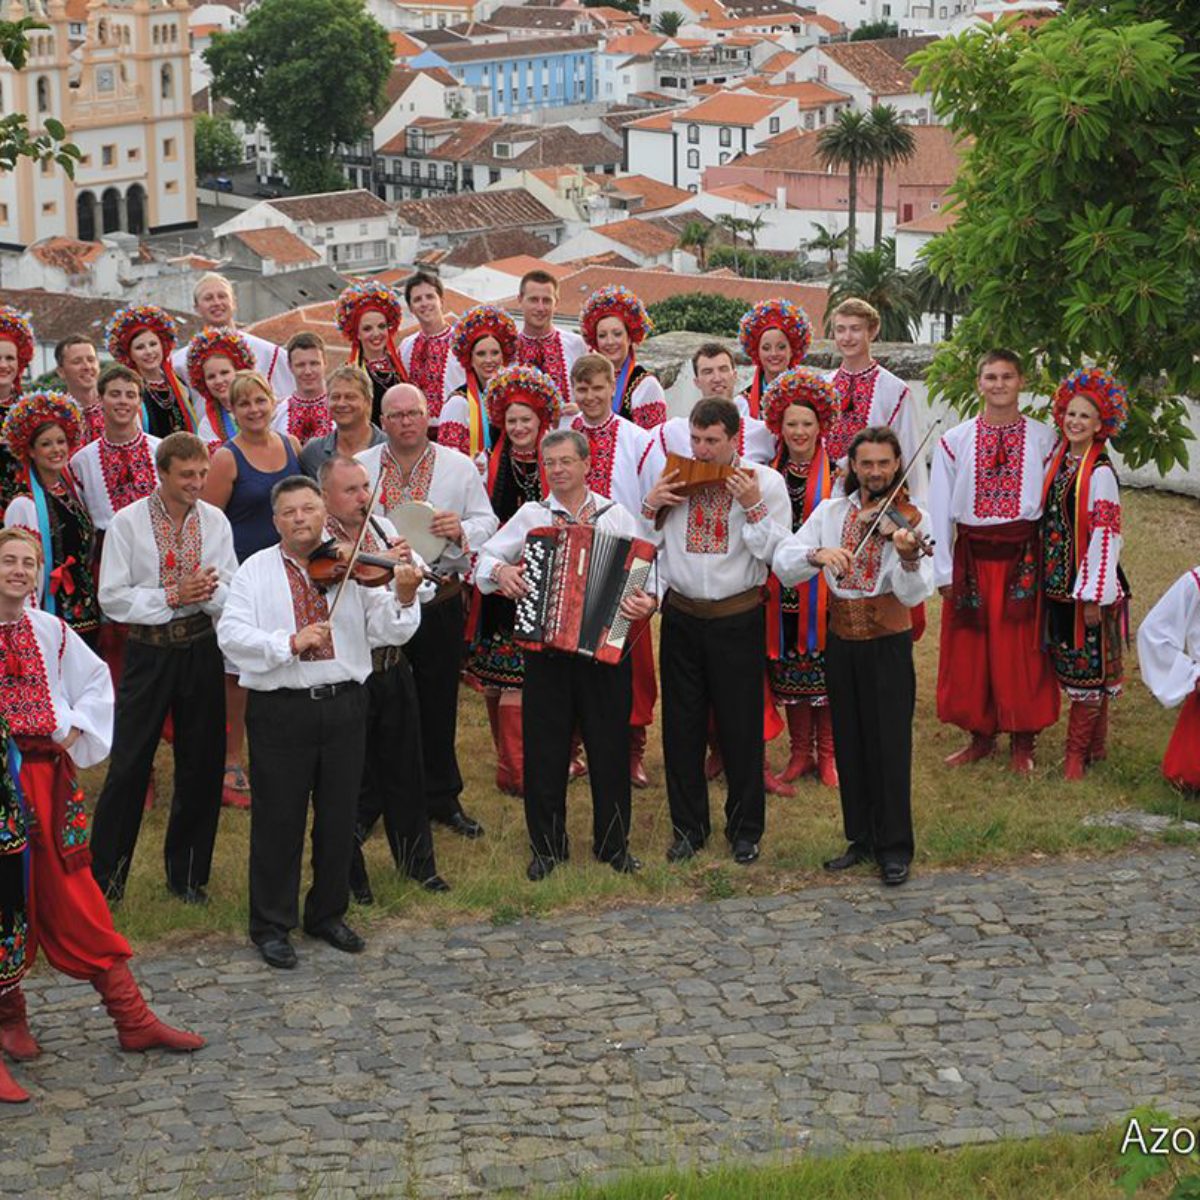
top-left (7, 848), bottom-right (1199, 1198)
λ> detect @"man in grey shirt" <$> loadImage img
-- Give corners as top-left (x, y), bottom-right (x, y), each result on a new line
top-left (299, 365), bottom-right (385, 479)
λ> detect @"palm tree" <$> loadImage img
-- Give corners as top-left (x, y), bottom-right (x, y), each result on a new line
top-left (816, 109), bottom-right (876, 257)
top-left (807, 222), bottom-right (848, 274)
top-left (868, 106), bottom-right (917, 249)
top-left (826, 239), bottom-right (919, 342)
top-left (653, 11), bottom-right (684, 36)
top-left (907, 258), bottom-right (970, 340)
top-left (679, 219), bottom-right (712, 271)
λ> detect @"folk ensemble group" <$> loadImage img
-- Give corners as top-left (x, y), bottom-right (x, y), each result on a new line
top-left (0, 268), bottom-right (1196, 1106)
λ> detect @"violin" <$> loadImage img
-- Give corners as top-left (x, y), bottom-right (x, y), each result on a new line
top-left (305, 539), bottom-right (447, 589)
top-left (857, 485), bottom-right (936, 559)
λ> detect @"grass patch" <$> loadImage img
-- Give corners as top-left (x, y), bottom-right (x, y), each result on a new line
top-left (535, 1126), bottom-right (1179, 1200)
top-left (72, 488), bottom-right (1200, 950)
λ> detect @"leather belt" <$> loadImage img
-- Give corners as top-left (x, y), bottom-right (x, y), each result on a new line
top-left (371, 645), bottom-right (405, 673)
top-left (427, 577), bottom-right (463, 606)
top-left (665, 586), bottom-right (762, 620)
top-left (126, 612), bottom-right (214, 647)
top-left (277, 680), bottom-right (359, 702)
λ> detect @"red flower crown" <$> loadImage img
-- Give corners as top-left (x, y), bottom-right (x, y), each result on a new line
top-left (0, 306), bottom-right (35, 376)
top-left (1052, 367), bottom-right (1129, 442)
top-left (739, 298), bottom-right (812, 367)
top-left (335, 282), bottom-right (403, 343)
top-left (185, 328), bottom-right (255, 401)
top-left (484, 364), bottom-right (562, 431)
top-left (762, 367), bottom-right (837, 437)
top-left (1, 390), bottom-right (83, 463)
top-left (580, 285), bottom-right (653, 349)
top-left (105, 304), bottom-right (179, 366)
top-left (452, 304), bottom-right (518, 369)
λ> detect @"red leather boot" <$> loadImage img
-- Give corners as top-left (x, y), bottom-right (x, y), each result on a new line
top-left (629, 726), bottom-right (650, 790)
top-left (1089, 695), bottom-right (1109, 763)
top-left (781, 705), bottom-right (816, 782)
top-left (0, 986), bottom-right (40, 1061)
top-left (814, 706), bottom-right (839, 788)
top-left (944, 733), bottom-right (996, 767)
top-left (1009, 732), bottom-right (1037, 775)
top-left (0, 1056), bottom-right (28, 1104)
top-left (497, 694), bottom-right (524, 797)
top-left (91, 961), bottom-right (205, 1053)
top-left (1064, 702), bottom-right (1100, 781)
top-left (764, 764), bottom-right (795, 797)
top-left (485, 692), bottom-right (512, 793)
top-left (569, 732), bottom-right (588, 780)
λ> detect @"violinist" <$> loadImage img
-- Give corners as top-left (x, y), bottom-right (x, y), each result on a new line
top-left (318, 455), bottom-right (449, 903)
top-left (773, 427), bottom-right (935, 886)
top-left (217, 475), bottom-right (422, 969)
top-left (91, 433), bottom-right (237, 905)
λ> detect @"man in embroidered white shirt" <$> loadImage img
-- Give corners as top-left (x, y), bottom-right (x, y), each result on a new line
top-left (91, 433), bottom-right (238, 906)
top-left (774, 427), bottom-right (934, 886)
top-left (399, 272), bottom-right (465, 427)
top-left (929, 349), bottom-right (1059, 774)
top-left (641, 397), bottom-right (790, 867)
top-left (477, 428), bottom-right (656, 881)
top-left (516, 270), bottom-right (586, 415)
top-left (217, 475), bottom-right (422, 969)
top-left (357, 383), bottom-right (498, 840)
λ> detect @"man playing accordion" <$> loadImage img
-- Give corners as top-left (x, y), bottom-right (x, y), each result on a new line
top-left (475, 429), bottom-right (656, 881)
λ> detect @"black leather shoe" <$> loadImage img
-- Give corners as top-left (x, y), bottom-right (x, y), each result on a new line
top-left (666, 835), bottom-right (698, 863)
top-left (732, 839), bottom-right (760, 865)
top-left (418, 873), bottom-right (451, 893)
top-left (823, 845), bottom-right (872, 871)
top-left (441, 811), bottom-right (484, 839)
top-left (351, 880), bottom-right (374, 906)
top-left (881, 860), bottom-right (910, 887)
top-left (168, 885), bottom-right (209, 906)
top-left (608, 851), bottom-right (641, 875)
top-left (305, 921), bottom-right (365, 953)
top-left (349, 845), bottom-right (374, 905)
top-left (258, 937), bottom-right (297, 970)
top-left (526, 855), bottom-right (557, 882)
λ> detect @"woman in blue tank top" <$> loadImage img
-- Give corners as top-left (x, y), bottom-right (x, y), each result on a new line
top-left (202, 371), bottom-right (303, 805)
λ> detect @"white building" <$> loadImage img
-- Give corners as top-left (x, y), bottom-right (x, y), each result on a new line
top-left (212, 190), bottom-right (415, 274)
top-left (0, 0), bottom-right (197, 250)
top-left (793, 40), bottom-right (934, 123)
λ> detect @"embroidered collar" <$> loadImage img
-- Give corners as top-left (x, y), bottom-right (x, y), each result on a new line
top-left (101, 430), bottom-right (145, 450)
top-left (385, 441), bottom-right (434, 483)
top-left (837, 361), bottom-right (878, 379)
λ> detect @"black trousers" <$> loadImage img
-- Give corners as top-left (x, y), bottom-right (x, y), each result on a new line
top-left (90, 632), bottom-right (225, 897)
top-left (357, 657), bottom-right (438, 879)
top-left (661, 601), bottom-right (765, 847)
top-left (245, 683), bottom-right (367, 944)
top-left (404, 593), bottom-right (465, 822)
top-left (824, 630), bottom-right (916, 865)
top-left (522, 650), bottom-right (632, 863)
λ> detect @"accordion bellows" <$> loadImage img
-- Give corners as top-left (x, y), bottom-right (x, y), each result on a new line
top-left (514, 525), bottom-right (656, 664)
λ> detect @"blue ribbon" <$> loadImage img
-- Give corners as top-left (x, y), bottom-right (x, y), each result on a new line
top-left (802, 453), bottom-right (828, 654)
top-left (29, 472), bottom-right (56, 617)
top-left (612, 355), bottom-right (634, 415)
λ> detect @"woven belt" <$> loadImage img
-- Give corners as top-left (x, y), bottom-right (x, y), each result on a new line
top-left (126, 612), bottom-right (214, 648)
top-left (427, 577), bottom-right (463, 606)
top-left (665, 587), bottom-right (761, 620)
top-left (276, 680), bottom-right (359, 702)
top-left (371, 645), bottom-right (405, 673)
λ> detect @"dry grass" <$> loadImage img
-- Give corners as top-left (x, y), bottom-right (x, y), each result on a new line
top-left (75, 488), bottom-right (1199, 949)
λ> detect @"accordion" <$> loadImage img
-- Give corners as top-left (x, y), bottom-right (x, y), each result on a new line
top-left (513, 524), bottom-right (656, 663)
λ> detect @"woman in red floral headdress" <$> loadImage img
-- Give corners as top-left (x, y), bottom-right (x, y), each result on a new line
top-left (185, 328), bottom-right (259, 452)
top-left (738, 298), bottom-right (813, 421)
top-left (335, 282), bottom-right (407, 425)
top-left (105, 305), bottom-right (198, 438)
top-left (441, 305), bottom-right (519, 471)
top-left (579, 285), bottom-right (665, 430)
top-left (0, 306), bottom-right (36, 520)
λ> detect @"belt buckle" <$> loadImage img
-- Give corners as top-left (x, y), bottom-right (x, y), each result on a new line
top-left (169, 620), bottom-right (187, 644)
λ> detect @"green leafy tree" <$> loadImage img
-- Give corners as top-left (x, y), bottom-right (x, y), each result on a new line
top-left (678, 220), bottom-right (713, 270)
top-left (867, 105), bottom-right (916, 249)
top-left (807, 222), bottom-right (848, 273)
top-left (205, 0), bottom-right (391, 195)
top-left (827, 239), bottom-right (919, 342)
top-left (194, 114), bottom-right (243, 179)
top-left (0, 17), bottom-right (80, 178)
top-left (647, 294), bottom-right (748, 337)
top-left (907, 255), bottom-right (971, 340)
top-left (653, 11), bottom-right (685, 36)
top-left (817, 109), bottom-right (876, 257)
top-left (851, 20), bottom-right (899, 41)
top-left (910, 3), bottom-right (1200, 472)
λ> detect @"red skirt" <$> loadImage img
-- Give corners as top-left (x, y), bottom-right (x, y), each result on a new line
top-left (937, 556), bottom-right (1059, 736)
top-left (629, 623), bottom-right (657, 728)
top-left (1163, 693), bottom-right (1200, 791)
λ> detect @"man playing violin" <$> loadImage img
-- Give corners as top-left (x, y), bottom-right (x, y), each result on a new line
top-left (318, 455), bottom-right (449, 903)
top-left (217, 475), bottom-right (422, 969)
top-left (773, 427), bottom-right (934, 886)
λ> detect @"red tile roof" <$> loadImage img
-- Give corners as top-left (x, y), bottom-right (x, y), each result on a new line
top-left (229, 227), bottom-right (322, 266)
top-left (592, 218), bottom-right (678, 257)
top-left (269, 189), bottom-right (393, 224)
top-left (29, 237), bottom-right (106, 275)
top-left (675, 93), bottom-right (788, 127)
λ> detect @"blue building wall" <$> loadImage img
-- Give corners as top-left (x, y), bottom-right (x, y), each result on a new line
top-left (410, 48), bottom-right (595, 116)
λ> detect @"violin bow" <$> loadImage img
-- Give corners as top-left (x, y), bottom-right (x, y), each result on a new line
top-left (849, 419), bottom-right (941, 563)
top-left (326, 459), bottom-right (387, 622)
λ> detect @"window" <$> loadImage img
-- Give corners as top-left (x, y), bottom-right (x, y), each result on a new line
top-left (160, 63), bottom-right (173, 100)
top-left (817, 65), bottom-right (828, 83)
top-left (101, 144), bottom-right (116, 167)
top-left (443, 164), bottom-right (454, 183)
top-left (165, 179), bottom-right (179, 193)
top-left (719, 127), bottom-right (731, 147)
top-left (902, 203), bottom-right (914, 223)
top-left (41, 201), bottom-right (56, 216)
top-left (0, 204), bottom-right (7, 223)
top-left (325, 226), bottom-right (334, 238)
top-left (605, 82), bottom-right (612, 96)
top-left (687, 123), bottom-right (699, 144)
top-left (359, 222), bottom-right (368, 235)
top-left (127, 147), bottom-right (140, 161)
top-left (769, 117), bottom-right (780, 133)
top-left (687, 149), bottom-right (699, 169)
top-left (36, 76), bottom-right (50, 113)
top-left (162, 137), bottom-right (176, 160)
top-left (718, 152), bottom-right (729, 165)
top-left (40, 157), bottom-right (52, 176)
top-left (804, 112), bottom-right (815, 130)
top-left (427, 163), bottom-right (436, 179)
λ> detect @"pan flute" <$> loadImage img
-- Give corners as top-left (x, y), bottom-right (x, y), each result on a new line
top-left (513, 524), bottom-right (656, 663)
top-left (662, 452), bottom-right (737, 493)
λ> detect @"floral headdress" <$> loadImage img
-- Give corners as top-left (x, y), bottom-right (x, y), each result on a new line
top-left (452, 305), bottom-right (518, 370)
top-left (185, 328), bottom-right (256, 403)
top-left (1, 390), bottom-right (83, 463)
top-left (762, 367), bottom-right (837, 438)
top-left (0, 306), bottom-right (35, 391)
top-left (1051, 367), bottom-right (1129, 442)
top-left (484, 364), bottom-right (562, 432)
top-left (580, 285), bottom-right (653, 350)
top-left (739, 298), bottom-right (812, 366)
top-left (105, 304), bottom-right (179, 365)
top-left (335, 282), bottom-right (403, 344)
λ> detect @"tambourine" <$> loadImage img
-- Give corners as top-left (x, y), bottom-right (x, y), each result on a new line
top-left (387, 500), bottom-right (448, 564)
